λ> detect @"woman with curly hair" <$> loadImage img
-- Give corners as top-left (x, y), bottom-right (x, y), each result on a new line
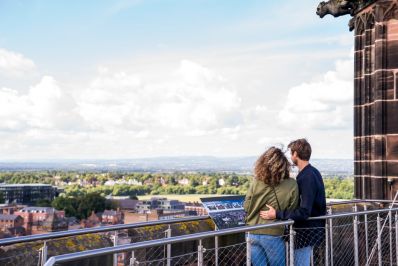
top-left (244, 147), bottom-right (299, 266)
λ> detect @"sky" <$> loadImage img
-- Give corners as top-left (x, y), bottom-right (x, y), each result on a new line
top-left (0, 0), bottom-right (354, 160)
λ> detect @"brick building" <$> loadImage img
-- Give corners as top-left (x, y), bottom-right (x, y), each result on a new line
top-left (14, 207), bottom-right (65, 234)
top-left (101, 210), bottom-right (123, 225)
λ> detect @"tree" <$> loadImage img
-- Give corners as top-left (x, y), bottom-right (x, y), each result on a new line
top-left (35, 199), bottom-right (52, 207)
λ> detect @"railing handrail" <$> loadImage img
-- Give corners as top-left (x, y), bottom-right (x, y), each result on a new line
top-left (308, 207), bottom-right (398, 220)
top-left (0, 215), bottom-right (210, 246)
top-left (43, 220), bottom-right (294, 266)
top-left (327, 199), bottom-right (398, 206)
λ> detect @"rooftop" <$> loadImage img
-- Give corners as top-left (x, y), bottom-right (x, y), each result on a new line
top-left (0, 184), bottom-right (54, 187)
top-left (0, 214), bottom-right (20, 221)
top-left (18, 207), bottom-right (56, 213)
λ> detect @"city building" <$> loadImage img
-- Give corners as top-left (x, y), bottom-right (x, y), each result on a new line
top-left (0, 184), bottom-right (58, 205)
top-left (101, 210), bottom-right (123, 225)
top-left (124, 209), bottom-right (186, 224)
top-left (81, 211), bottom-right (102, 228)
top-left (136, 197), bottom-right (185, 213)
top-left (14, 207), bottom-right (65, 234)
top-left (0, 204), bottom-right (25, 215)
top-left (177, 178), bottom-right (190, 186)
top-left (105, 196), bottom-right (138, 210)
top-left (0, 214), bottom-right (24, 231)
top-left (184, 202), bottom-right (208, 216)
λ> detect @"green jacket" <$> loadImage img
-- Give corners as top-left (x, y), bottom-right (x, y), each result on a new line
top-left (244, 178), bottom-right (299, 235)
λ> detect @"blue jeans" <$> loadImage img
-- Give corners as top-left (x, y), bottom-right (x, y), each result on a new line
top-left (295, 246), bottom-right (312, 266)
top-left (249, 234), bottom-right (285, 266)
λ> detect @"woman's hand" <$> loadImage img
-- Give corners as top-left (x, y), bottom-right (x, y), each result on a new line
top-left (259, 204), bottom-right (276, 220)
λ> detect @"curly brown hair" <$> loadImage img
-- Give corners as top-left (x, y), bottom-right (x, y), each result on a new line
top-left (254, 147), bottom-right (290, 186)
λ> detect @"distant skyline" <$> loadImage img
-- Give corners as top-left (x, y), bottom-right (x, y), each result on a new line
top-left (0, 0), bottom-right (353, 160)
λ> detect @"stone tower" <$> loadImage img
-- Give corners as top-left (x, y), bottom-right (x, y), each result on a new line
top-left (317, 0), bottom-right (398, 199)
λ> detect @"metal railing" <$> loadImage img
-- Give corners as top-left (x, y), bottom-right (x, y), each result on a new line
top-left (41, 205), bottom-right (398, 266)
top-left (1, 199), bottom-right (398, 266)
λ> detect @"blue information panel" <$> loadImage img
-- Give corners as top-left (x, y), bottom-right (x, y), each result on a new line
top-left (200, 195), bottom-right (246, 229)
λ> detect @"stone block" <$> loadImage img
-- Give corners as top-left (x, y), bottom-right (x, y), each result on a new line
top-left (355, 35), bottom-right (364, 51)
top-left (387, 40), bottom-right (398, 69)
top-left (354, 106), bottom-right (362, 137)
top-left (385, 100), bottom-right (398, 134)
top-left (354, 138), bottom-right (362, 161)
top-left (363, 176), bottom-right (372, 199)
top-left (355, 50), bottom-right (364, 78)
top-left (369, 74), bottom-right (375, 103)
top-left (371, 135), bottom-right (386, 160)
top-left (370, 177), bottom-right (387, 199)
top-left (375, 40), bottom-right (386, 70)
top-left (355, 161), bottom-right (362, 175)
top-left (365, 46), bottom-right (373, 74)
top-left (387, 20), bottom-right (398, 41)
top-left (387, 161), bottom-right (398, 176)
top-left (396, 72), bottom-right (398, 98)
top-left (370, 161), bottom-right (386, 176)
top-left (367, 104), bottom-right (375, 135)
top-left (375, 24), bottom-right (387, 40)
top-left (354, 176), bottom-right (363, 198)
top-left (374, 70), bottom-right (395, 100)
top-left (365, 29), bottom-right (374, 46)
top-left (387, 135), bottom-right (398, 160)
top-left (362, 136), bottom-right (371, 161)
top-left (354, 78), bottom-right (362, 105)
top-left (373, 101), bottom-right (385, 135)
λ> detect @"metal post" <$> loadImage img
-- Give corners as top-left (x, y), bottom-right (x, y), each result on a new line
top-left (215, 236), bottom-right (219, 266)
top-left (389, 208), bottom-right (393, 266)
top-left (113, 231), bottom-right (118, 266)
top-left (166, 225), bottom-right (171, 266)
top-left (289, 225), bottom-right (295, 266)
top-left (395, 212), bottom-right (398, 265)
top-left (353, 205), bottom-right (359, 266)
top-left (40, 241), bottom-right (48, 266)
top-left (246, 233), bottom-right (252, 266)
top-left (198, 239), bottom-right (204, 266)
top-left (328, 207), bottom-right (334, 266)
top-left (325, 220), bottom-right (329, 266)
top-left (364, 204), bottom-right (369, 261)
top-left (129, 250), bottom-right (136, 266)
top-left (377, 214), bottom-right (382, 266)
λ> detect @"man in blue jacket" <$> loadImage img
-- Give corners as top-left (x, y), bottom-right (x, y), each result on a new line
top-left (260, 138), bottom-right (326, 266)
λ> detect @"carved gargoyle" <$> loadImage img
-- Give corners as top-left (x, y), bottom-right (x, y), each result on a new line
top-left (316, 0), bottom-right (358, 18)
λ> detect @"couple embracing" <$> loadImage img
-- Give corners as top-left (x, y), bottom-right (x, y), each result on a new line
top-left (244, 139), bottom-right (326, 266)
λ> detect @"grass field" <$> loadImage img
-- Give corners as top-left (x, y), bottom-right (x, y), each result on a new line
top-left (137, 194), bottom-right (231, 202)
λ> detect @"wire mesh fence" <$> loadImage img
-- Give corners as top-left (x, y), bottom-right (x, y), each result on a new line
top-left (124, 205), bottom-right (398, 266)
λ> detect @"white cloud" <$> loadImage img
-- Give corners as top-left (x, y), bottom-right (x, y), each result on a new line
top-left (77, 60), bottom-right (242, 133)
top-left (278, 57), bottom-right (353, 130)
top-left (0, 53), bottom-right (355, 159)
top-left (0, 48), bottom-right (36, 77)
top-left (0, 76), bottom-right (83, 132)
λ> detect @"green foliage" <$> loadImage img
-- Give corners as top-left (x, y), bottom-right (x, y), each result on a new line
top-left (52, 192), bottom-right (111, 219)
top-left (324, 177), bottom-right (354, 200)
top-left (0, 171), bottom-right (354, 204)
top-left (35, 199), bottom-right (52, 207)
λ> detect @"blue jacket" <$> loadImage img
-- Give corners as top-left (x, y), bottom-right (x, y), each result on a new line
top-left (276, 164), bottom-right (326, 247)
